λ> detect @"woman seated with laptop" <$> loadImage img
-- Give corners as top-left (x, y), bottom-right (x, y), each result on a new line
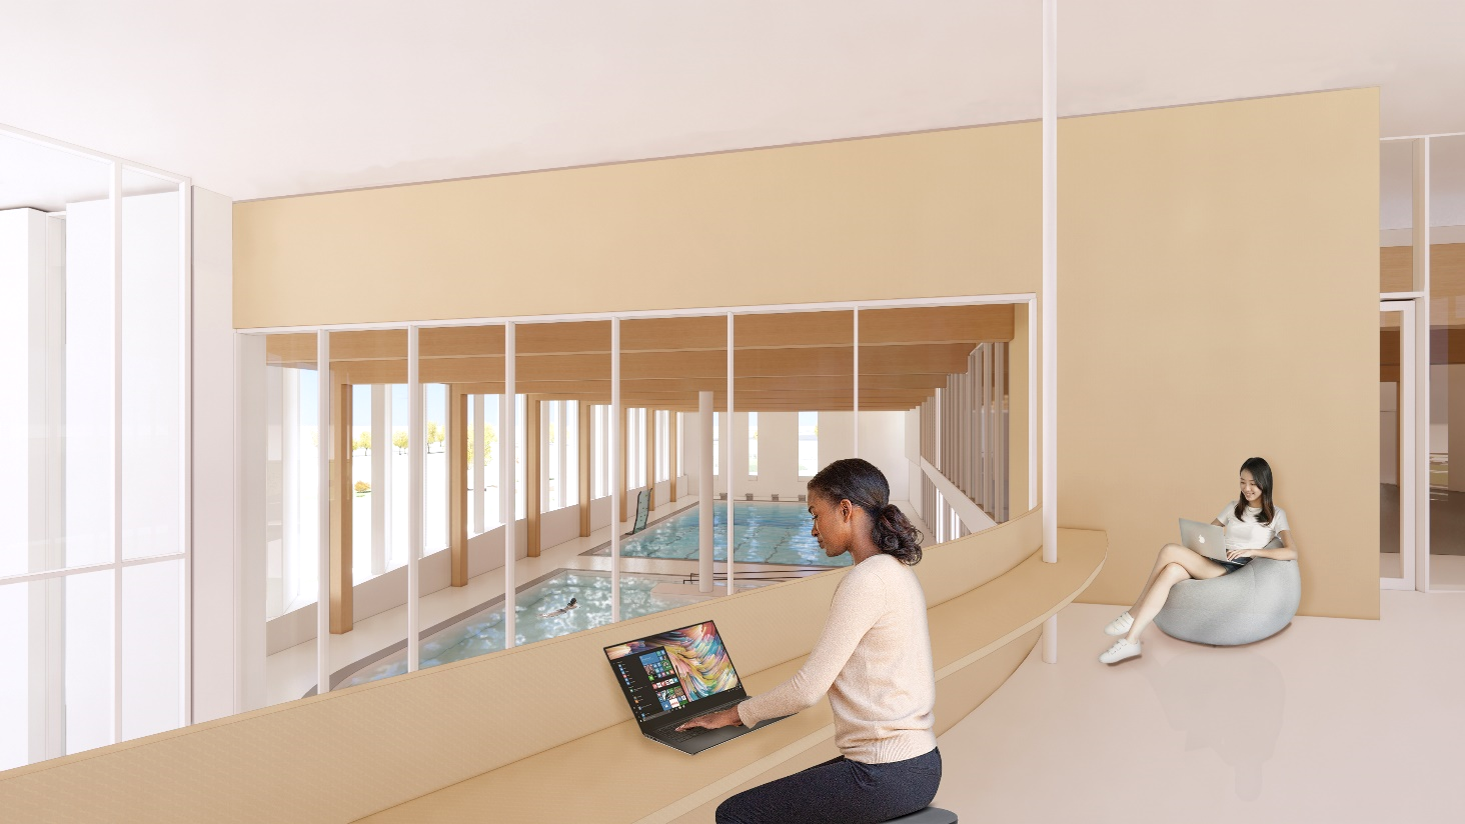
top-left (1099, 456), bottom-right (1298, 664)
top-left (674, 458), bottom-right (941, 824)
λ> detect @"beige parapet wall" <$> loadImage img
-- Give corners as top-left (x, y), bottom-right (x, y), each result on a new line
top-left (234, 89), bottom-right (1376, 609)
top-left (0, 509), bottom-right (1102, 824)
top-left (233, 122), bottom-right (1042, 329)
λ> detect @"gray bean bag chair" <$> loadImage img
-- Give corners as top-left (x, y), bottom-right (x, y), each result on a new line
top-left (1154, 540), bottom-right (1300, 646)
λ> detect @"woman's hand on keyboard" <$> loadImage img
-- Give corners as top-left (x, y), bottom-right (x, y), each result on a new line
top-left (675, 706), bottom-right (742, 732)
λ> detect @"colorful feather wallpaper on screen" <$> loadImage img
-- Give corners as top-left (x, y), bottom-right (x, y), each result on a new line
top-left (604, 621), bottom-right (740, 700)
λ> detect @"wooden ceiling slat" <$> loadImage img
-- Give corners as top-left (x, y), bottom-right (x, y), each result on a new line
top-left (859, 304), bottom-right (1014, 344)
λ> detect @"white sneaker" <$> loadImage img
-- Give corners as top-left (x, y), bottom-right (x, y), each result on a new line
top-left (1099, 638), bottom-right (1141, 664)
top-left (1103, 611), bottom-right (1134, 637)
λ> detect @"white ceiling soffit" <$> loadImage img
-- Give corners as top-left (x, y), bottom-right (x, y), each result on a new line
top-left (0, 0), bottom-right (1463, 205)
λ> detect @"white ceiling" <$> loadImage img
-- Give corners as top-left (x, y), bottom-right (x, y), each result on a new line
top-left (1, 0), bottom-right (1463, 216)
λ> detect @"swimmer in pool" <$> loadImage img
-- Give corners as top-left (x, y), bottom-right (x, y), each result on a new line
top-left (539, 597), bottom-right (578, 618)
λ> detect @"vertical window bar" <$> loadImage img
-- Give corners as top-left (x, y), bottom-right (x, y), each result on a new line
top-left (407, 326), bottom-right (421, 671)
top-left (315, 330), bottom-right (331, 693)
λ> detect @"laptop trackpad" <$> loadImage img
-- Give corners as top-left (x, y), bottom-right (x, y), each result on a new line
top-left (682, 715), bottom-right (789, 754)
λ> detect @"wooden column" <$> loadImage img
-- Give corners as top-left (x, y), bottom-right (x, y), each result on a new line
top-left (578, 402), bottom-right (593, 537)
top-left (645, 408), bottom-right (657, 510)
top-left (526, 396), bottom-right (542, 556)
top-left (669, 411), bottom-right (679, 502)
top-left (619, 405), bottom-right (629, 523)
top-left (329, 382), bottom-right (353, 634)
top-left (449, 387), bottom-right (469, 587)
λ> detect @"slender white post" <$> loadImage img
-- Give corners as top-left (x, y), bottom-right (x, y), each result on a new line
top-left (698, 391), bottom-right (714, 593)
top-left (382, 384), bottom-right (394, 570)
top-left (984, 343), bottom-right (995, 514)
top-left (610, 319), bottom-right (622, 620)
top-left (725, 313), bottom-right (735, 594)
top-left (1041, 0), bottom-right (1059, 663)
top-left (933, 387), bottom-right (943, 543)
top-left (110, 160), bottom-right (123, 740)
top-left (1042, 0), bottom-right (1058, 566)
top-left (371, 385), bottom-right (387, 576)
top-left (503, 323), bottom-right (518, 644)
top-left (852, 308), bottom-right (860, 458)
top-left (316, 331), bottom-right (331, 692)
top-left (407, 326), bottom-right (422, 671)
top-left (473, 394), bottom-right (485, 535)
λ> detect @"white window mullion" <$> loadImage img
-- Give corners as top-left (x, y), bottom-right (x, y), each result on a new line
top-left (316, 331), bottom-right (331, 694)
top-left (178, 179), bottom-right (193, 729)
top-left (110, 159), bottom-right (124, 745)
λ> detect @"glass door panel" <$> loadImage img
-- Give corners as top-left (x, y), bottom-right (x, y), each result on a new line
top-left (1380, 302), bottom-right (1415, 588)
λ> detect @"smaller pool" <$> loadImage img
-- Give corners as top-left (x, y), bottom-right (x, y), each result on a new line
top-left (335, 569), bottom-right (760, 691)
top-left (588, 501), bottom-right (851, 567)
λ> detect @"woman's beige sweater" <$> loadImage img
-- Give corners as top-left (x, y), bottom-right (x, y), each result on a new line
top-left (735, 553), bottom-right (937, 764)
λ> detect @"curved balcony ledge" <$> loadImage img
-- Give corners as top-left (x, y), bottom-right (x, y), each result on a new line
top-left (0, 507), bottom-right (1105, 824)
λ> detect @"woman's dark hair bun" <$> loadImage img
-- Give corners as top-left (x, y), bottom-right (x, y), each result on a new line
top-left (808, 459), bottom-right (924, 565)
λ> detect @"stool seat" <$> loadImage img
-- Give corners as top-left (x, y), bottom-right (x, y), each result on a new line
top-left (883, 807), bottom-right (958, 823)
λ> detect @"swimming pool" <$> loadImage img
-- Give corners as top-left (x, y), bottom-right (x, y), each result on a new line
top-left (334, 568), bottom-right (763, 691)
top-left (587, 501), bottom-right (850, 568)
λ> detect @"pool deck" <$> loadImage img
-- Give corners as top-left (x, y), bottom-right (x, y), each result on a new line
top-left (265, 495), bottom-right (928, 705)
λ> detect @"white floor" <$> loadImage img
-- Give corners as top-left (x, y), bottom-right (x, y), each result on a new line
top-left (265, 496), bottom-right (929, 705)
top-left (933, 594), bottom-right (1465, 823)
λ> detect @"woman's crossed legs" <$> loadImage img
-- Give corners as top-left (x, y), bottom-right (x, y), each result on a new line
top-left (1124, 543), bottom-right (1230, 644)
top-left (1101, 544), bottom-right (1231, 662)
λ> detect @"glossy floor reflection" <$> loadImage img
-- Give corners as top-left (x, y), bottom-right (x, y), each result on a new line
top-left (934, 596), bottom-right (1465, 823)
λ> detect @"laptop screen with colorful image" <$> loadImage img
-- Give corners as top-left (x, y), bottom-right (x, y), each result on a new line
top-left (604, 620), bottom-right (745, 727)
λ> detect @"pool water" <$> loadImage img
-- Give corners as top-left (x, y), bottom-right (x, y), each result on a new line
top-left (589, 501), bottom-right (851, 567)
top-left (336, 569), bottom-right (756, 690)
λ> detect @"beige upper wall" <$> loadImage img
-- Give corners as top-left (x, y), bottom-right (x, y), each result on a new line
top-left (233, 124), bottom-right (1041, 328)
top-left (234, 88), bottom-right (1379, 619)
top-left (1060, 89), bottom-right (1379, 619)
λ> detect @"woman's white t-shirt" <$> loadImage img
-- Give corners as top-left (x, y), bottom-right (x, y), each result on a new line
top-left (1217, 501), bottom-right (1290, 551)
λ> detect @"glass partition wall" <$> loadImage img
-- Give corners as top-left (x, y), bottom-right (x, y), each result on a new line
top-left (1379, 132), bottom-right (1465, 592)
top-left (0, 128), bottom-right (190, 769)
top-left (242, 298), bottom-right (1030, 700)
top-left (1428, 135), bottom-right (1465, 590)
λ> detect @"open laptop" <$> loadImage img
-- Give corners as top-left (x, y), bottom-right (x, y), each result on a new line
top-left (1179, 518), bottom-right (1230, 563)
top-left (604, 619), bottom-right (787, 754)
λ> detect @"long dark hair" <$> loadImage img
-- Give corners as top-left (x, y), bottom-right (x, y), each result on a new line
top-left (1233, 456), bottom-right (1278, 525)
top-left (807, 458), bottom-right (924, 565)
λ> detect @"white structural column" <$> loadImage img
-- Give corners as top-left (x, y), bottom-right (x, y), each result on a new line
top-left (472, 394), bottom-right (485, 534)
top-left (315, 331), bottom-right (332, 692)
top-left (610, 319), bottom-right (622, 620)
top-left (371, 385), bottom-right (387, 575)
top-left (1041, 0), bottom-right (1060, 664)
top-left (406, 327), bottom-right (422, 671)
top-left (698, 390), bottom-right (714, 594)
top-left (725, 313), bottom-right (736, 594)
top-left (503, 324), bottom-right (518, 643)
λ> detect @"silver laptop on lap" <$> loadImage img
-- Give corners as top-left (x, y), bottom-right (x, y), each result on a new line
top-left (1178, 518), bottom-right (1230, 563)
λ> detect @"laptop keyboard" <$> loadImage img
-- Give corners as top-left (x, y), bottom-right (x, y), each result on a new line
top-left (655, 701), bottom-right (740, 742)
